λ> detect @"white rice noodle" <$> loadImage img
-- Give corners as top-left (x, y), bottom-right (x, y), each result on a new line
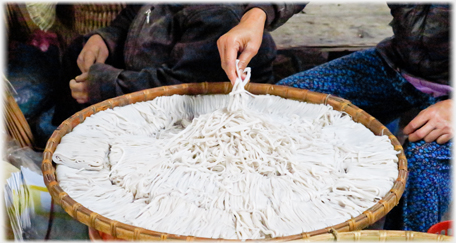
top-left (54, 61), bottom-right (399, 239)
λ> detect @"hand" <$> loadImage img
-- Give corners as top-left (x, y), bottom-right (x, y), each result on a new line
top-left (217, 8), bottom-right (267, 84)
top-left (70, 72), bottom-right (90, 104)
top-left (77, 34), bottom-right (109, 73)
top-left (403, 99), bottom-right (453, 144)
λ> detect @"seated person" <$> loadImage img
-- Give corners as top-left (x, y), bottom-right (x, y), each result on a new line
top-left (218, 3), bottom-right (452, 232)
top-left (52, 4), bottom-right (277, 125)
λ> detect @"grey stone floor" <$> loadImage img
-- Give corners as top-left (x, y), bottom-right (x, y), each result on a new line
top-left (271, 2), bottom-right (393, 50)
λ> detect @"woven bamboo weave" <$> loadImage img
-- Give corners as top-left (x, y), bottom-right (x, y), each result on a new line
top-left (298, 230), bottom-right (452, 241)
top-left (73, 3), bottom-right (126, 35)
top-left (3, 78), bottom-right (35, 148)
top-left (41, 82), bottom-right (408, 241)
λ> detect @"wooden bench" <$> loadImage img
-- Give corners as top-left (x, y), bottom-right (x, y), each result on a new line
top-left (271, 3), bottom-right (393, 81)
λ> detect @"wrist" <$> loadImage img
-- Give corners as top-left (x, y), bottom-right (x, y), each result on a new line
top-left (241, 8), bottom-right (267, 27)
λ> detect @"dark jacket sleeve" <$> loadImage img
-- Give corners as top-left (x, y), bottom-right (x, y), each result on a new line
top-left (85, 5), bottom-right (275, 104)
top-left (376, 4), bottom-right (449, 83)
top-left (244, 3), bottom-right (307, 31)
top-left (86, 4), bottom-right (142, 63)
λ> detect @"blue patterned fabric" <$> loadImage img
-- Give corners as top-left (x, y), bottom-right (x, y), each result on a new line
top-left (277, 48), bottom-right (439, 125)
top-left (277, 48), bottom-right (452, 232)
top-left (393, 140), bottom-right (452, 232)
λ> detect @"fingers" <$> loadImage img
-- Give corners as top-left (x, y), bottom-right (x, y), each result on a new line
top-left (404, 99), bottom-right (453, 144)
top-left (217, 8), bottom-right (266, 85)
top-left (74, 72), bottom-right (89, 83)
top-left (237, 43), bottom-right (258, 71)
top-left (434, 126), bottom-right (452, 144)
top-left (409, 126), bottom-right (452, 144)
top-left (237, 47), bottom-right (258, 84)
top-left (217, 37), bottom-right (258, 85)
top-left (217, 35), bottom-right (240, 85)
top-left (422, 128), bottom-right (442, 143)
top-left (77, 50), bottom-right (94, 73)
top-left (77, 34), bottom-right (109, 73)
top-left (70, 77), bottom-right (89, 104)
top-left (407, 123), bottom-right (453, 144)
top-left (407, 122), bottom-right (435, 142)
top-left (406, 119), bottom-right (452, 143)
top-left (403, 111), bottom-right (428, 135)
top-left (436, 133), bottom-right (451, 144)
top-left (78, 49), bottom-right (107, 73)
top-left (225, 52), bottom-right (238, 85)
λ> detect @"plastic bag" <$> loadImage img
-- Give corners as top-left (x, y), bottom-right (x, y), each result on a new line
top-left (4, 138), bottom-right (42, 175)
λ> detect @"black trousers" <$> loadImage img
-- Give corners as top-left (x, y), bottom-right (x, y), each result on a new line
top-left (51, 36), bottom-right (87, 126)
top-left (52, 34), bottom-right (127, 126)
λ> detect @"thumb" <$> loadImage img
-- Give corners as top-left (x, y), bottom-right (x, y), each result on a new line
top-left (236, 42), bottom-right (259, 74)
top-left (236, 55), bottom-right (251, 75)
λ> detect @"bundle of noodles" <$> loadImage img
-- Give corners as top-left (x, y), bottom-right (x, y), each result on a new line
top-left (54, 61), bottom-right (399, 239)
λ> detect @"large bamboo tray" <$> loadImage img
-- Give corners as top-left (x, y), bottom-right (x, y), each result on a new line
top-left (299, 230), bottom-right (452, 241)
top-left (41, 82), bottom-right (408, 241)
top-left (88, 228), bottom-right (452, 241)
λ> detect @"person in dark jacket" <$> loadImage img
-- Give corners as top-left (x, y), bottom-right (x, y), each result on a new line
top-left (218, 3), bottom-right (452, 232)
top-left (52, 4), bottom-right (277, 125)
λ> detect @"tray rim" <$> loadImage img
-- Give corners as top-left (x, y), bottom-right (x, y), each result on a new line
top-left (41, 82), bottom-right (408, 241)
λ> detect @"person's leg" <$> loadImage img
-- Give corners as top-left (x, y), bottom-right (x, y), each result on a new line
top-left (51, 36), bottom-right (87, 126)
top-left (277, 48), bottom-right (432, 125)
top-left (384, 140), bottom-right (452, 232)
top-left (278, 48), bottom-right (450, 232)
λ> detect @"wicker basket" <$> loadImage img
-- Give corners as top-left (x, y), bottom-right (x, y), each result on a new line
top-left (88, 228), bottom-right (452, 241)
top-left (41, 82), bottom-right (408, 241)
top-left (3, 78), bottom-right (35, 148)
top-left (73, 3), bottom-right (126, 35)
top-left (300, 230), bottom-right (452, 241)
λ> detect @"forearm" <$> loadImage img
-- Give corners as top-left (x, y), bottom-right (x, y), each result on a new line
top-left (86, 63), bottom-right (173, 104)
top-left (244, 3), bottom-right (307, 31)
top-left (86, 61), bottom-right (203, 104)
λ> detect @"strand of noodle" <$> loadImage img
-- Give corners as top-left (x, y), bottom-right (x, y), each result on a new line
top-left (53, 62), bottom-right (400, 239)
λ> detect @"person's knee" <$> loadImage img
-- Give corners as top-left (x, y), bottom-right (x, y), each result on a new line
top-left (404, 140), bottom-right (452, 162)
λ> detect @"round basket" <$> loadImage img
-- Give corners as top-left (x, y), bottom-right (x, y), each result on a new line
top-left (41, 82), bottom-right (408, 241)
top-left (304, 230), bottom-right (452, 241)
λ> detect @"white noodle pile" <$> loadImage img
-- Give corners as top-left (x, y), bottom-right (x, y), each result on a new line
top-left (54, 61), bottom-right (399, 239)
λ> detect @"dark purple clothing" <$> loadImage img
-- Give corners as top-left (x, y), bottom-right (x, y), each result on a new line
top-left (401, 71), bottom-right (452, 98)
top-left (376, 4), bottom-right (449, 85)
top-left (245, 3), bottom-right (307, 31)
top-left (53, 4), bottom-right (282, 124)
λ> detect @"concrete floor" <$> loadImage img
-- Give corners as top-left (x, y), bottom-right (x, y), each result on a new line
top-left (271, 2), bottom-right (393, 51)
top-left (270, 3), bottom-right (395, 81)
